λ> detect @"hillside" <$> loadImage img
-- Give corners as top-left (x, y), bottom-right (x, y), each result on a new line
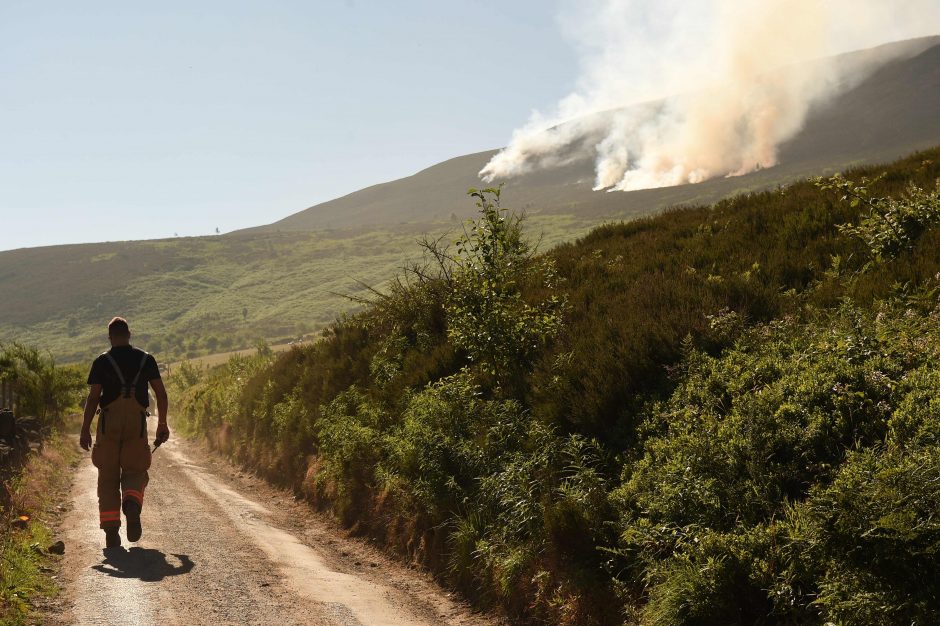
top-left (0, 215), bottom-right (595, 363)
top-left (248, 36), bottom-right (940, 232)
top-left (0, 228), bottom-right (410, 362)
top-left (173, 147), bottom-right (940, 624)
top-left (2, 37), bottom-right (939, 364)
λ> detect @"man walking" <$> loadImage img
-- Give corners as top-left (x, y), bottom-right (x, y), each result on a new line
top-left (80, 317), bottom-right (169, 548)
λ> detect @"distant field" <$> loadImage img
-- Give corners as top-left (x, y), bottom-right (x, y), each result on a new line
top-left (166, 341), bottom-right (298, 372)
top-left (0, 213), bottom-right (597, 364)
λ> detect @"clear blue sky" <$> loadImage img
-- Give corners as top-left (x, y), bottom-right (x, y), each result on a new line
top-left (0, 1), bottom-right (576, 250)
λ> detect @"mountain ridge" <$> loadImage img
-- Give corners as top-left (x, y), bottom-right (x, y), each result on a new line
top-left (241, 35), bottom-right (940, 234)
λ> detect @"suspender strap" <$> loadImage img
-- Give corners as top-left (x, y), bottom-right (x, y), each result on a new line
top-left (103, 353), bottom-right (127, 390)
top-left (129, 353), bottom-right (150, 389)
top-left (103, 352), bottom-right (150, 399)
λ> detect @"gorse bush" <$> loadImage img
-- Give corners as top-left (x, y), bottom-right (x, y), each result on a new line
top-left (0, 347), bottom-right (82, 625)
top-left (0, 343), bottom-right (83, 426)
top-left (785, 445), bottom-right (940, 625)
top-left (612, 301), bottom-right (940, 625)
top-left (175, 147), bottom-right (940, 624)
top-left (618, 304), bottom-right (900, 531)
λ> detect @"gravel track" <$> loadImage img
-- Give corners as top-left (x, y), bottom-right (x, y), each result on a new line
top-left (44, 424), bottom-right (498, 626)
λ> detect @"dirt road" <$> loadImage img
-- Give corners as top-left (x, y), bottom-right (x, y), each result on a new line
top-left (45, 425), bottom-right (497, 626)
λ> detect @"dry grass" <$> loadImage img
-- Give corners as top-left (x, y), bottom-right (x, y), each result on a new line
top-left (0, 427), bottom-right (80, 625)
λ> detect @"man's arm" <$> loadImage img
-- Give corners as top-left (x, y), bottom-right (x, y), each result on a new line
top-left (150, 378), bottom-right (170, 444)
top-left (80, 384), bottom-right (102, 451)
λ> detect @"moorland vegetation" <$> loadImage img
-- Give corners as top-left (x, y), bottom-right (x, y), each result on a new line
top-left (0, 344), bottom-right (84, 623)
top-left (172, 147), bottom-right (940, 624)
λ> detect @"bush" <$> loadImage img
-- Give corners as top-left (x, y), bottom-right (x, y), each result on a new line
top-left (817, 174), bottom-right (940, 262)
top-left (0, 344), bottom-right (83, 428)
top-left (611, 301), bottom-right (940, 623)
top-left (616, 304), bottom-right (903, 531)
top-left (640, 527), bottom-right (775, 626)
top-left (315, 387), bottom-right (387, 521)
top-left (785, 445), bottom-right (940, 625)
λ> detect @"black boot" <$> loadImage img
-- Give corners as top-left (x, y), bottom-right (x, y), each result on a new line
top-left (123, 500), bottom-right (142, 542)
top-left (104, 527), bottom-right (121, 548)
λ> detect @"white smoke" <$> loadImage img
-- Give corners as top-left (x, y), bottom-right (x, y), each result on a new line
top-left (481, 0), bottom-right (940, 191)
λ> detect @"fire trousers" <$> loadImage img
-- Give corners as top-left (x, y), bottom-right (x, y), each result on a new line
top-left (91, 396), bottom-right (152, 529)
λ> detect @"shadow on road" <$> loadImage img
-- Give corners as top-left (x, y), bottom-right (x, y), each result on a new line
top-left (93, 547), bottom-right (195, 582)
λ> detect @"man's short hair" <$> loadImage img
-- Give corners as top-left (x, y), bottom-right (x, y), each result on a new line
top-left (108, 317), bottom-right (130, 337)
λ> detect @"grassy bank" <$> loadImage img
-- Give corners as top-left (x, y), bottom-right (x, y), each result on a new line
top-left (1, 345), bottom-right (85, 624)
top-left (173, 147), bottom-right (940, 624)
top-left (0, 429), bottom-right (81, 625)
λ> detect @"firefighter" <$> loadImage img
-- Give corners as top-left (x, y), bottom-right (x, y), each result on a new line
top-left (79, 317), bottom-right (169, 548)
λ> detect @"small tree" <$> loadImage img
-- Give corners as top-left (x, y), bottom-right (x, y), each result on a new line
top-left (0, 343), bottom-right (84, 423)
top-left (817, 174), bottom-right (940, 263)
top-left (446, 187), bottom-right (566, 390)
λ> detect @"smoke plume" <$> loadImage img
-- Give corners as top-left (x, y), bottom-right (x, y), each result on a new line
top-left (481, 0), bottom-right (940, 191)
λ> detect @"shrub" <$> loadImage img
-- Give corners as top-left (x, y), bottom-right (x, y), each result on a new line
top-left (785, 445), bottom-right (940, 625)
top-left (0, 343), bottom-right (83, 427)
top-left (315, 387), bottom-right (387, 521)
top-left (446, 187), bottom-right (566, 391)
top-left (817, 174), bottom-right (940, 263)
top-left (609, 300), bottom-right (940, 623)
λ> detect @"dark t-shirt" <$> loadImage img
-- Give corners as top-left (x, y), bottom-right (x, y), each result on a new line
top-left (87, 346), bottom-right (161, 408)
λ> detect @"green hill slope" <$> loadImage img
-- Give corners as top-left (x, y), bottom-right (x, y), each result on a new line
top-left (174, 147), bottom-right (940, 624)
top-left (0, 228), bottom-right (414, 362)
top-left (0, 216), bottom-right (595, 363)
